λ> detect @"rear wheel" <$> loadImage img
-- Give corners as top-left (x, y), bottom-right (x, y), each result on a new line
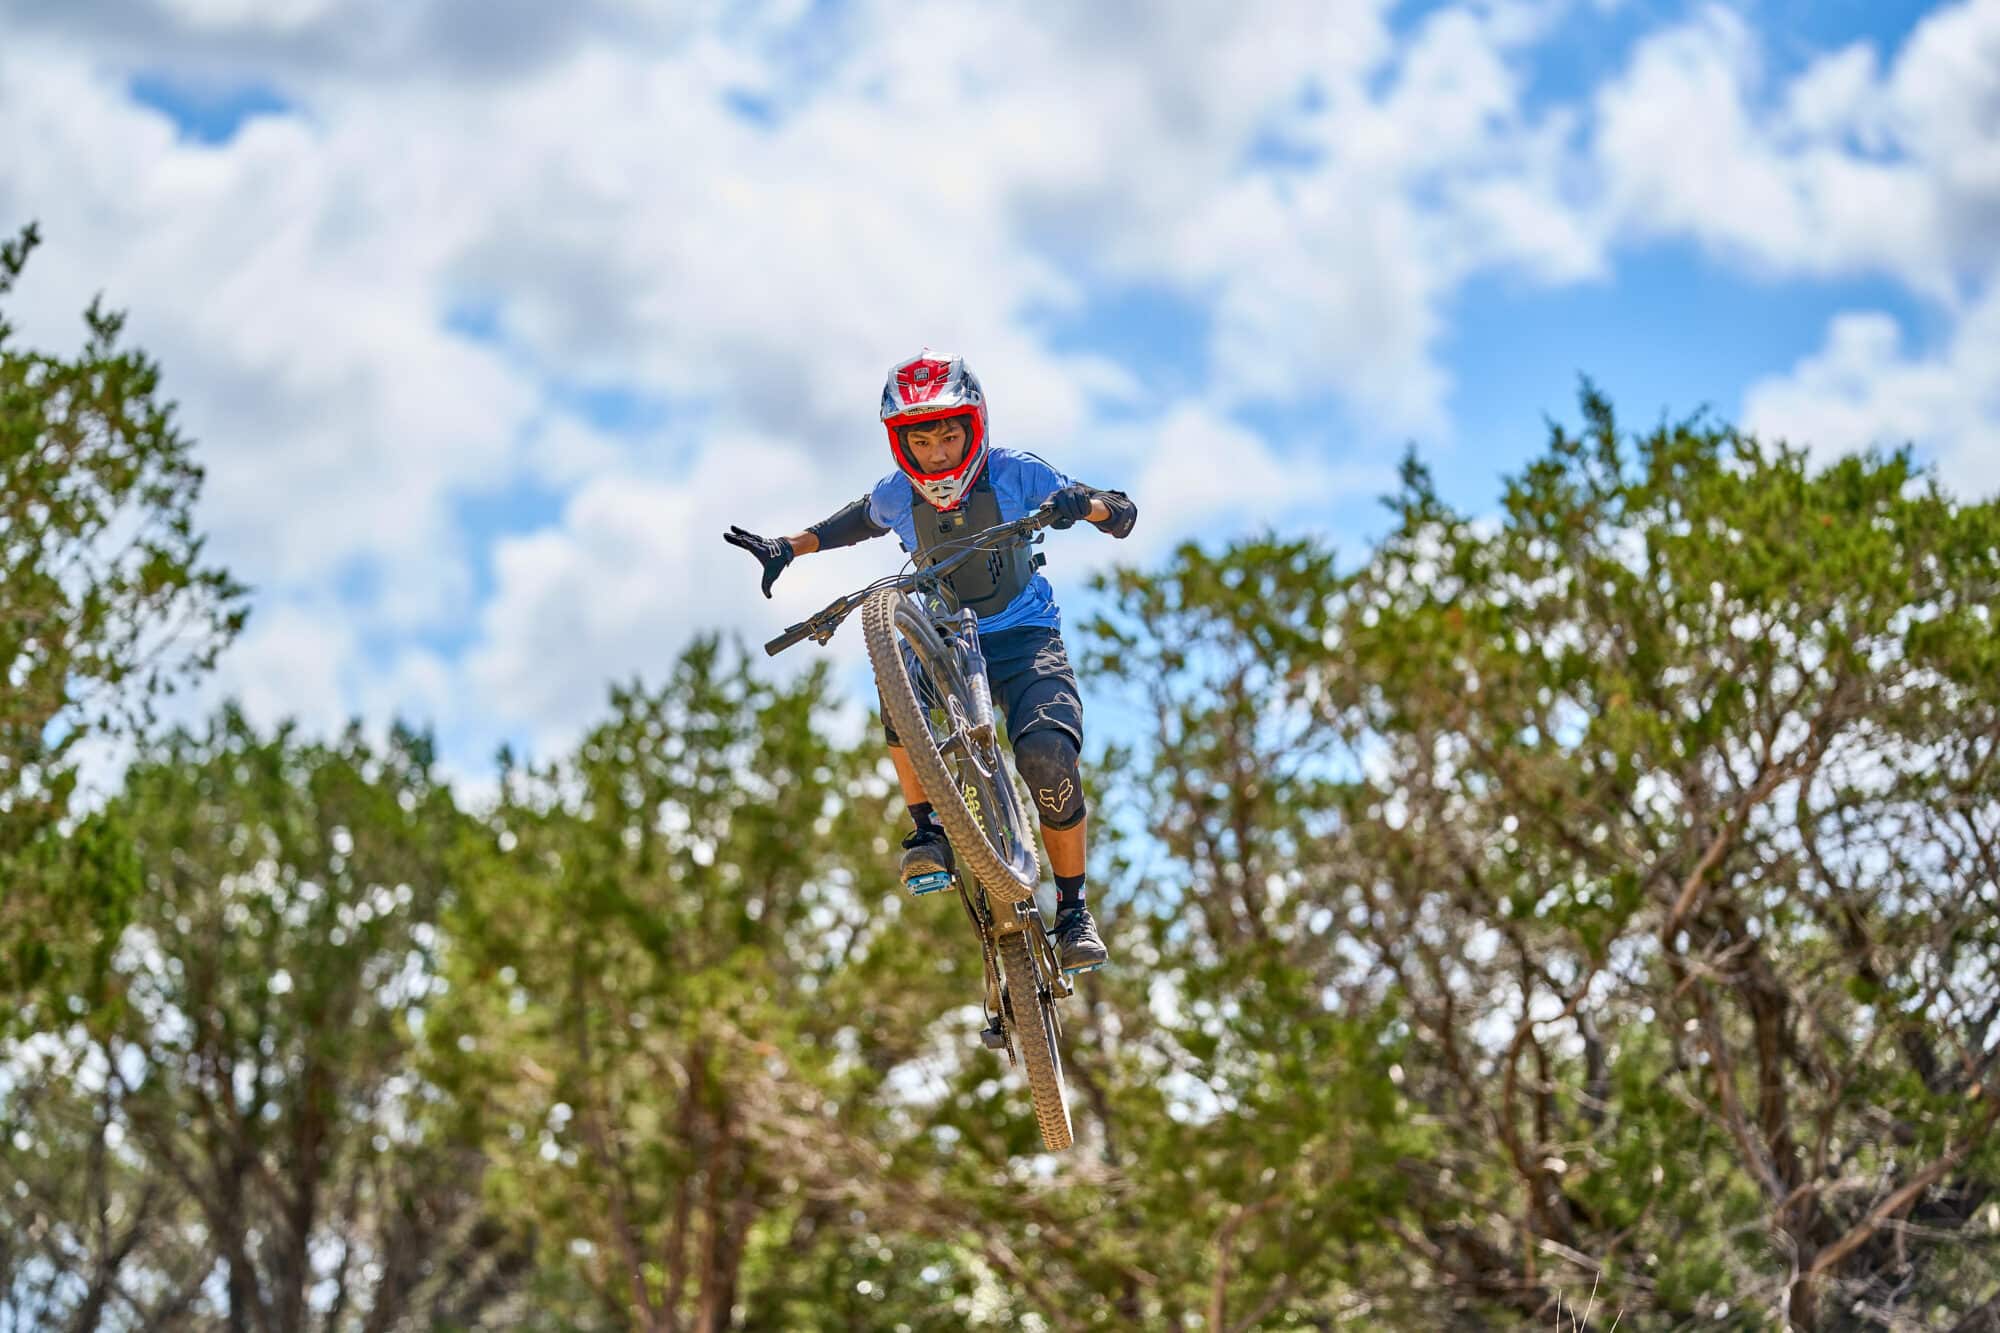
top-left (997, 927), bottom-right (1073, 1152)
top-left (864, 588), bottom-right (1039, 903)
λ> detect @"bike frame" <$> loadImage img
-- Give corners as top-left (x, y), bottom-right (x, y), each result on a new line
top-left (956, 856), bottom-right (1073, 1058)
top-left (765, 505), bottom-right (1074, 1060)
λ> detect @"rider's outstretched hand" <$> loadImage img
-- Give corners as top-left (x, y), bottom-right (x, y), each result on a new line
top-left (724, 525), bottom-right (794, 598)
top-left (1049, 483), bottom-right (1096, 529)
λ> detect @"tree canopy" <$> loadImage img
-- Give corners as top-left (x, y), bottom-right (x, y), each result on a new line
top-left (5, 303), bottom-right (1998, 1330)
top-left (0, 223), bottom-right (246, 1009)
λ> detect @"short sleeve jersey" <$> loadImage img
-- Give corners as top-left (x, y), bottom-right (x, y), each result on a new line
top-left (866, 448), bottom-right (1072, 634)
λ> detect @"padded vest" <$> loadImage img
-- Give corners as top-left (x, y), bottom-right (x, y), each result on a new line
top-left (910, 472), bottom-right (1034, 620)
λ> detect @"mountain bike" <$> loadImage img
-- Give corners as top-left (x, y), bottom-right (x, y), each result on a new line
top-left (765, 504), bottom-right (1077, 1152)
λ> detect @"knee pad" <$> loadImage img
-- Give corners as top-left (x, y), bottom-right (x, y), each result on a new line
top-left (1013, 729), bottom-right (1085, 830)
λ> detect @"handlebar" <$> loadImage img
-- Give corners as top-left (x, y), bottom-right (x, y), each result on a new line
top-left (763, 593), bottom-right (856, 656)
top-left (763, 503), bottom-right (1063, 656)
top-left (763, 620), bottom-right (819, 657)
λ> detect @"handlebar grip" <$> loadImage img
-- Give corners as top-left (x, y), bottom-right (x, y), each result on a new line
top-left (765, 622), bottom-right (813, 656)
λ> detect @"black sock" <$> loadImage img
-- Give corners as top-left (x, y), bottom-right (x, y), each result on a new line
top-left (909, 802), bottom-right (939, 833)
top-left (1055, 872), bottom-right (1086, 913)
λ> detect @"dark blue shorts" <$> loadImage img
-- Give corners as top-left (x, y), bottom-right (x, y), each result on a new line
top-left (881, 624), bottom-right (1083, 751)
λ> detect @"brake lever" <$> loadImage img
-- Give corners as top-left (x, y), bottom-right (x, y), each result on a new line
top-left (809, 592), bottom-right (859, 645)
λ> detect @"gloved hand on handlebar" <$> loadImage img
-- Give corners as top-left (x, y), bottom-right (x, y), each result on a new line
top-left (1048, 483), bottom-right (1097, 530)
top-left (724, 526), bottom-right (794, 598)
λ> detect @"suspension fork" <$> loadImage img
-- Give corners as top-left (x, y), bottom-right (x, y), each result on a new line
top-left (946, 609), bottom-right (997, 743)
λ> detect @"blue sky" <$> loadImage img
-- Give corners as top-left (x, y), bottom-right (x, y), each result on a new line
top-left (126, 71), bottom-right (296, 144)
top-left (2, 0), bottom-right (1995, 785)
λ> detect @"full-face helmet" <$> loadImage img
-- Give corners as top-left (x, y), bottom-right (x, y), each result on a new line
top-left (880, 349), bottom-right (989, 510)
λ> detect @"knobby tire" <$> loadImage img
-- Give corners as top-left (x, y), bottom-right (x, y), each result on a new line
top-left (863, 588), bottom-right (1039, 904)
top-left (864, 587), bottom-right (1071, 1148)
top-left (998, 929), bottom-right (1074, 1152)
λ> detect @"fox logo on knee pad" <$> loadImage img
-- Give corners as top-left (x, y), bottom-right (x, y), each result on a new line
top-left (1015, 730), bottom-right (1085, 830)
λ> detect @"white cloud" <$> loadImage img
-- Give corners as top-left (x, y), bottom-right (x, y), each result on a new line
top-left (1885, 0), bottom-right (2000, 265)
top-left (1065, 403), bottom-right (1389, 569)
top-left (1136, 2), bottom-right (1605, 434)
top-left (1588, 1), bottom-right (2000, 503)
top-left (3, 0), bottom-right (708, 85)
top-left (1742, 290), bottom-right (2000, 500)
top-left (158, 0), bottom-right (341, 33)
top-left (200, 601), bottom-right (355, 736)
top-left (25, 0), bottom-right (1993, 778)
top-left (1591, 1), bottom-right (2000, 296)
top-left (0, 52), bottom-right (534, 630)
top-left (5, 0), bottom-right (1593, 768)
top-left (463, 431), bottom-right (897, 756)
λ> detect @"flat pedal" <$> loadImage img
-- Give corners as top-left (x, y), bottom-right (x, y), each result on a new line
top-left (1062, 960), bottom-right (1108, 976)
top-left (905, 870), bottom-right (955, 896)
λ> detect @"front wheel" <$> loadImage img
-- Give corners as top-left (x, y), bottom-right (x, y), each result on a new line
top-left (997, 928), bottom-right (1073, 1152)
top-left (864, 588), bottom-right (1039, 903)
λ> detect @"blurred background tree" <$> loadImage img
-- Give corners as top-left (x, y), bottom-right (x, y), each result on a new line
top-left (1074, 390), bottom-right (2000, 1328)
top-left (1318, 392), bottom-right (2000, 1327)
top-left (0, 222), bottom-right (245, 1018)
top-left (428, 640), bottom-right (995, 1330)
top-left (6, 309), bottom-right (1999, 1330)
top-left (2, 711), bottom-right (534, 1330)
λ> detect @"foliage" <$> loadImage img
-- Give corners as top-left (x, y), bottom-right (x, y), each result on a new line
top-left (0, 222), bottom-right (245, 1006)
top-left (1082, 387), bottom-right (2000, 1329)
top-left (432, 640), bottom-right (1001, 1330)
top-left (1, 710), bottom-right (532, 1330)
top-left (10, 381), bottom-right (2000, 1331)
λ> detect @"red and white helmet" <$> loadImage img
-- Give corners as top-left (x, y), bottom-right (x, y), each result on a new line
top-left (880, 349), bottom-right (989, 511)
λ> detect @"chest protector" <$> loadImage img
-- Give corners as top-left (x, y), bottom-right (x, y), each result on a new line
top-left (910, 472), bottom-right (1034, 619)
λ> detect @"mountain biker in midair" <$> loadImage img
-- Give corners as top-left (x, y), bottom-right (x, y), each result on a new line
top-left (724, 349), bottom-right (1136, 973)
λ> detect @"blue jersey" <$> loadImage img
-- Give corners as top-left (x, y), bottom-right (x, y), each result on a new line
top-left (866, 448), bottom-right (1073, 633)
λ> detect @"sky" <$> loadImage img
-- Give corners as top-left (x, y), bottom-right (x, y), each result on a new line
top-left (1, 0), bottom-right (1995, 787)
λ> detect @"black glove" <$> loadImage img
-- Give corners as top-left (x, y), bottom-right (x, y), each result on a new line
top-left (1049, 483), bottom-right (1096, 530)
top-left (723, 526), bottom-right (794, 598)
top-left (1091, 488), bottom-right (1138, 539)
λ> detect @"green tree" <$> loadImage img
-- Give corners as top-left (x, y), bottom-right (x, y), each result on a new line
top-left (434, 640), bottom-right (915, 1330)
top-left (437, 637), bottom-right (1170, 1332)
top-left (0, 222), bottom-right (245, 1007)
top-left (1342, 394), bottom-right (2000, 1328)
top-left (1086, 390), bottom-right (2000, 1329)
top-left (0, 1036), bottom-right (210, 1330)
top-left (1074, 539), bottom-right (1449, 1329)
top-left (1, 709), bottom-right (534, 1330)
